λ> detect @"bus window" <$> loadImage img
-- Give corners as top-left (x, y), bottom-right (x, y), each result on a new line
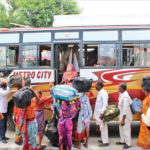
top-left (22, 45), bottom-right (37, 68)
top-left (7, 46), bottom-right (19, 68)
top-left (98, 44), bottom-right (117, 66)
top-left (122, 44), bottom-right (140, 66)
top-left (0, 46), bottom-right (6, 68)
top-left (83, 44), bottom-right (98, 67)
top-left (39, 45), bottom-right (51, 67)
top-left (140, 44), bottom-right (150, 66)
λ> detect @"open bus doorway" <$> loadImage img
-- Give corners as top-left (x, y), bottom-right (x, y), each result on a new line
top-left (54, 43), bottom-right (80, 84)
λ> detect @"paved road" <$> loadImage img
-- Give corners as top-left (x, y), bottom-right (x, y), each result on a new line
top-left (0, 121), bottom-right (143, 150)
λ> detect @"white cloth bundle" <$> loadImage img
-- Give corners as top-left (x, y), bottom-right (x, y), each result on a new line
top-left (142, 107), bottom-right (150, 127)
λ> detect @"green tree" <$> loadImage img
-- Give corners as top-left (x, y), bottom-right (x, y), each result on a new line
top-left (0, 0), bottom-right (80, 28)
top-left (0, 3), bottom-right (10, 28)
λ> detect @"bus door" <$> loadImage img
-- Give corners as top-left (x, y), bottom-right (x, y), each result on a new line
top-left (54, 43), bottom-right (80, 84)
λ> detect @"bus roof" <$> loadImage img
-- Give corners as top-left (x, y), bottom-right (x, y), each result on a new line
top-left (1, 25), bottom-right (150, 32)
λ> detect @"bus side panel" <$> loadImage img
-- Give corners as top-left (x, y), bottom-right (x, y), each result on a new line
top-left (80, 68), bottom-right (150, 120)
top-left (8, 69), bottom-right (55, 120)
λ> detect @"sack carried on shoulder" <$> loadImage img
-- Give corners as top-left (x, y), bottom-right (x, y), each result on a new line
top-left (130, 98), bottom-right (142, 114)
top-left (13, 87), bottom-right (35, 108)
top-left (104, 105), bottom-right (120, 122)
top-left (72, 77), bottom-right (93, 92)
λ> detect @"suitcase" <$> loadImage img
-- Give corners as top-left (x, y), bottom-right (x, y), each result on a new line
top-left (104, 105), bottom-right (120, 122)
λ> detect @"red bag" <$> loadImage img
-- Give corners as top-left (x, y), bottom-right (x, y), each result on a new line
top-left (0, 112), bottom-right (4, 120)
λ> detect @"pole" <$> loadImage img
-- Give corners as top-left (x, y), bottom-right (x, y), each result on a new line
top-left (61, 0), bottom-right (63, 15)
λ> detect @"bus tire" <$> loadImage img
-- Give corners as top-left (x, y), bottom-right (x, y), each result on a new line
top-left (7, 100), bottom-right (15, 131)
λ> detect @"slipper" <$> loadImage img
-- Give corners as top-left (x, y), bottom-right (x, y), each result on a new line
top-left (73, 145), bottom-right (81, 149)
top-left (83, 143), bottom-right (88, 148)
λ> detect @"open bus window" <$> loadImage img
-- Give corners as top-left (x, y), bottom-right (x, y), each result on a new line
top-left (83, 44), bottom-right (98, 67)
top-left (39, 45), bottom-right (51, 67)
top-left (0, 46), bottom-right (6, 68)
top-left (7, 46), bottom-right (19, 68)
top-left (22, 45), bottom-right (37, 68)
top-left (59, 44), bottom-right (80, 73)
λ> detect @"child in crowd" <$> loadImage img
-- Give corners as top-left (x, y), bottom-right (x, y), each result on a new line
top-left (75, 93), bottom-right (92, 148)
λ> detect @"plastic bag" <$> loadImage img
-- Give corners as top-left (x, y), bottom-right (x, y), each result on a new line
top-left (130, 98), bottom-right (142, 114)
top-left (50, 85), bottom-right (77, 101)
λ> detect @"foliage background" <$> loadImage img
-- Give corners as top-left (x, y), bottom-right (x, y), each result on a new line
top-left (0, 0), bottom-right (80, 28)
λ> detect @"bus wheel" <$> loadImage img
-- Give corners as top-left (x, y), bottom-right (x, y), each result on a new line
top-left (7, 100), bottom-right (15, 131)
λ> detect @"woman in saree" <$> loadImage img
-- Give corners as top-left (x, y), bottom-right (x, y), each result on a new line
top-left (61, 64), bottom-right (78, 85)
top-left (58, 99), bottom-right (79, 150)
top-left (16, 88), bottom-right (40, 150)
top-left (14, 77), bottom-right (26, 146)
top-left (137, 77), bottom-right (150, 149)
top-left (61, 64), bottom-right (85, 143)
top-left (34, 90), bottom-right (52, 149)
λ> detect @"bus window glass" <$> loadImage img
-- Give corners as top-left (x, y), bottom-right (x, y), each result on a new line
top-left (83, 44), bottom-right (98, 67)
top-left (122, 44), bottom-right (140, 66)
top-left (7, 46), bottom-right (19, 67)
top-left (39, 45), bottom-right (51, 67)
top-left (0, 46), bottom-right (6, 67)
top-left (22, 45), bottom-right (37, 68)
top-left (140, 44), bottom-right (150, 66)
top-left (98, 44), bottom-right (117, 66)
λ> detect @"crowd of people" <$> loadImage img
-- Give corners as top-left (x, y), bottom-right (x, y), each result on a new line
top-left (0, 64), bottom-right (150, 150)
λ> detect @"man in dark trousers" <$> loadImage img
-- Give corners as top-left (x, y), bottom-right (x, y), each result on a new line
top-left (0, 82), bottom-right (11, 143)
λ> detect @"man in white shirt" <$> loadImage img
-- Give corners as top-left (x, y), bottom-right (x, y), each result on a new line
top-left (94, 81), bottom-right (109, 147)
top-left (116, 83), bottom-right (132, 149)
top-left (0, 82), bottom-right (11, 143)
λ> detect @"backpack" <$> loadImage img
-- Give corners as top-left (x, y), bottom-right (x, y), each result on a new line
top-left (13, 87), bottom-right (35, 108)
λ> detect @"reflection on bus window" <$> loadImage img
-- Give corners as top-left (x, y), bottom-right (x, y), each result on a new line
top-left (83, 44), bottom-right (98, 67)
top-left (0, 46), bottom-right (6, 67)
top-left (22, 45), bottom-right (37, 68)
top-left (7, 46), bottom-right (19, 67)
top-left (122, 43), bottom-right (150, 67)
top-left (39, 45), bottom-right (51, 67)
top-left (83, 44), bottom-right (117, 67)
top-left (140, 44), bottom-right (150, 66)
top-left (98, 44), bottom-right (117, 66)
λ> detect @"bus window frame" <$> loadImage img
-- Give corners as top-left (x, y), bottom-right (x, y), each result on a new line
top-left (121, 41), bottom-right (150, 68)
top-left (20, 43), bottom-right (53, 69)
top-left (0, 44), bottom-right (20, 69)
top-left (80, 42), bottom-right (120, 69)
